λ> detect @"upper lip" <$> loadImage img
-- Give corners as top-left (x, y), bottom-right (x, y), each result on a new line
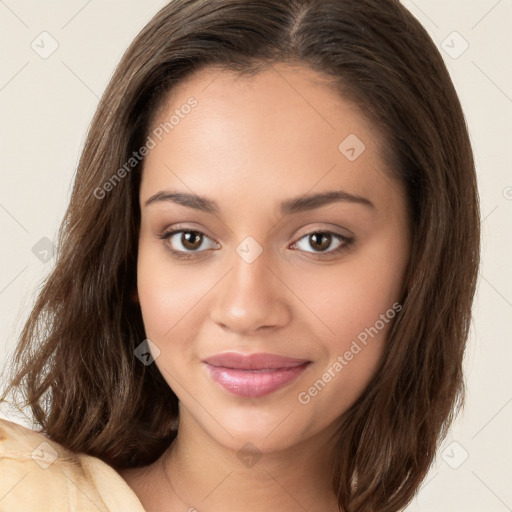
top-left (203, 352), bottom-right (310, 370)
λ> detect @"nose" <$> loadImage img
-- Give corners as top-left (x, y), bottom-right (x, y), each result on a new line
top-left (208, 247), bottom-right (291, 335)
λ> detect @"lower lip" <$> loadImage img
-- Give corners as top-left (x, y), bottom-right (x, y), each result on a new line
top-left (204, 363), bottom-right (310, 398)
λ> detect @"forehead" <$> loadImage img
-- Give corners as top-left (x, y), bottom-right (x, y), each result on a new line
top-left (152, 63), bottom-right (375, 146)
top-left (141, 63), bottom-right (396, 215)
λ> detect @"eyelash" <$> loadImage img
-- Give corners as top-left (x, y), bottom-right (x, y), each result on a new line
top-left (157, 228), bottom-right (354, 260)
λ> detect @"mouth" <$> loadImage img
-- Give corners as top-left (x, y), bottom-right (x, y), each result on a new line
top-left (202, 352), bottom-right (311, 398)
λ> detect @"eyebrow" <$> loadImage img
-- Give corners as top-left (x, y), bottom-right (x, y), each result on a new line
top-left (144, 189), bottom-right (374, 215)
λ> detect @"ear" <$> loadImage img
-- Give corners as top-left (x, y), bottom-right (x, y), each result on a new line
top-left (132, 289), bottom-right (139, 303)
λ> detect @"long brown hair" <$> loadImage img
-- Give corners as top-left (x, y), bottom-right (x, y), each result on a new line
top-left (1, 1), bottom-right (480, 510)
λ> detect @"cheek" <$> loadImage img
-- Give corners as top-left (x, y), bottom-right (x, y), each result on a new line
top-left (290, 292), bottom-right (399, 431)
top-left (290, 249), bottom-right (404, 350)
top-left (136, 241), bottom-right (208, 340)
top-left (289, 238), bottom-right (406, 408)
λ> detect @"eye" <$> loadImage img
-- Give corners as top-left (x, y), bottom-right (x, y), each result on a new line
top-left (291, 231), bottom-right (352, 255)
top-left (160, 229), bottom-right (219, 257)
top-left (158, 228), bottom-right (352, 260)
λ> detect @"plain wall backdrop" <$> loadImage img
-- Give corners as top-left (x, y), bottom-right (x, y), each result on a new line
top-left (0, 1), bottom-right (511, 511)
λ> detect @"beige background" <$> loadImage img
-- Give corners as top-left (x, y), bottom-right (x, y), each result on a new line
top-left (0, 1), bottom-right (511, 510)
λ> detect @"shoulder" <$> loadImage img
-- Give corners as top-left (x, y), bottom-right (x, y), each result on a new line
top-left (0, 417), bottom-right (146, 512)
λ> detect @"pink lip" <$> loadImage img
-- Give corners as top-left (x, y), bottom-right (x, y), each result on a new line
top-left (203, 352), bottom-right (310, 398)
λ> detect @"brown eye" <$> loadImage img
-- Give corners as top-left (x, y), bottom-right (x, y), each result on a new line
top-left (161, 229), bottom-right (220, 257)
top-left (180, 231), bottom-right (203, 250)
top-left (292, 231), bottom-right (351, 255)
top-left (308, 233), bottom-right (333, 252)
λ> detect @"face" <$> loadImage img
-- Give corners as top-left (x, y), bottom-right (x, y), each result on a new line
top-left (137, 63), bottom-right (410, 454)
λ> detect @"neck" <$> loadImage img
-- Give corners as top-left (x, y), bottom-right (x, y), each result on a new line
top-left (160, 407), bottom-right (341, 512)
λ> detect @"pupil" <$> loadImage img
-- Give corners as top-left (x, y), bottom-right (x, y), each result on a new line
top-left (311, 233), bottom-right (331, 251)
top-left (182, 231), bottom-right (201, 250)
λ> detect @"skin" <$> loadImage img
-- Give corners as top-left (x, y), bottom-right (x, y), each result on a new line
top-left (119, 62), bottom-right (410, 512)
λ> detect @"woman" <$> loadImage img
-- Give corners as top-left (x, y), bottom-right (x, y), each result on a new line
top-left (0, 0), bottom-right (480, 511)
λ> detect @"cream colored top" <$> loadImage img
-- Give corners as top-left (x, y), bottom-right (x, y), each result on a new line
top-left (0, 418), bottom-right (146, 511)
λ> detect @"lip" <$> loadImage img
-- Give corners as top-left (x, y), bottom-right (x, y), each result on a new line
top-left (203, 352), bottom-right (310, 370)
top-left (203, 352), bottom-right (311, 398)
